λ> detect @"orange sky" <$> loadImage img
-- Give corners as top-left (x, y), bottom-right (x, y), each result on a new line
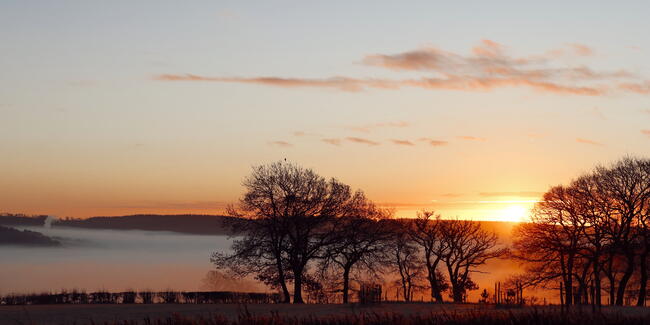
top-left (2, 2), bottom-right (650, 221)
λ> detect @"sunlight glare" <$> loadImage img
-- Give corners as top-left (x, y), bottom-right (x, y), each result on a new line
top-left (501, 204), bottom-right (528, 222)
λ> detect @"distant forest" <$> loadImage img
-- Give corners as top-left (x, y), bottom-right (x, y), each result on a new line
top-left (0, 213), bottom-right (239, 235)
top-left (0, 225), bottom-right (60, 247)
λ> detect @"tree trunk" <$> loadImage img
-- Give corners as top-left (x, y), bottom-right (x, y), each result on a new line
top-left (593, 254), bottom-right (601, 307)
top-left (276, 256), bottom-right (291, 303)
top-left (616, 254), bottom-right (635, 306)
top-left (637, 249), bottom-right (648, 307)
top-left (564, 275), bottom-right (573, 306)
top-left (608, 277), bottom-right (616, 306)
top-left (429, 278), bottom-right (443, 303)
top-left (452, 286), bottom-right (463, 303)
top-left (402, 281), bottom-right (410, 302)
top-left (427, 268), bottom-right (443, 302)
top-left (342, 267), bottom-right (351, 303)
top-left (293, 271), bottom-right (304, 304)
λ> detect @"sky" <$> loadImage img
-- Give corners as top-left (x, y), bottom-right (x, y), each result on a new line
top-left (1, 1), bottom-right (650, 221)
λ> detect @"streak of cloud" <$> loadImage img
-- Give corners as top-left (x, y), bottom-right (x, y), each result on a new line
top-left (576, 138), bottom-right (604, 146)
top-left (567, 43), bottom-right (594, 56)
top-left (268, 140), bottom-right (293, 147)
top-left (390, 139), bottom-right (415, 146)
top-left (346, 137), bottom-right (380, 146)
top-left (155, 40), bottom-right (644, 96)
top-left (321, 138), bottom-right (342, 146)
top-left (619, 81), bottom-right (650, 94)
top-left (419, 138), bottom-right (448, 146)
top-left (457, 136), bottom-right (486, 141)
top-left (479, 191), bottom-right (544, 197)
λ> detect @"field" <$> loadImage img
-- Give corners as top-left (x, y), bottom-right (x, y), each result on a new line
top-left (2, 303), bottom-right (650, 325)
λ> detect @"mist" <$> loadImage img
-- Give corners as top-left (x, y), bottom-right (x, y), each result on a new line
top-left (0, 226), bottom-right (235, 295)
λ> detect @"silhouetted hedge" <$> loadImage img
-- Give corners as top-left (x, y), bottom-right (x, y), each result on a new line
top-left (0, 290), bottom-right (280, 305)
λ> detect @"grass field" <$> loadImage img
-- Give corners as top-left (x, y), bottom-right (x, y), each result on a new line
top-left (2, 303), bottom-right (650, 325)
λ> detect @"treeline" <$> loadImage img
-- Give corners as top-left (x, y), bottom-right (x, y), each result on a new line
top-left (0, 213), bottom-right (48, 227)
top-left (53, 214), bottom-right (242, 235)
top-left (213, 161), bottom-right (506, 304)
top-left (0, 225), bottom-right (61, 246)
top-left (512, 157), bottom-right (650, 307)
top-left (0, 290), bottom-right (280, 305)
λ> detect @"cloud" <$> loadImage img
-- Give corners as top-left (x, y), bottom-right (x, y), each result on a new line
top-left (345, 137), bottom-right (380, 146)
top-left (619, 81), bottom-right (650, 94)
top-left (576, 138), bottom-right (604, 146)
top-left (567, 43), bottom-right (594, 56)
top-left (154, 74), bottom-right (392, 92)
top-left (268, 140), bottom-right (293, 147)
top-left (642, 130), bottom-right (650, 137)
top-left (293, 131), bottom-right (321, 137)
top-left (321, 138), bottom-right (342, 146)
top-left (348, 121), bottom-right (410, 132)
top-left (479, 191), bottom-right (544, 197)
top-left (419, 138), bottom-right (448, 146)
top-left (457, 135), bottom-right (486, 141)
top-left (390, 139), bottom-right (415, 146)
top-left (155, 40), bottom-right (643, 96)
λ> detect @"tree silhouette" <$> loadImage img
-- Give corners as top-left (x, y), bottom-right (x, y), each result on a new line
top-left (441, 219), bottom-right (506, 302)
top-left (213, 161), bottom-right (367, 303)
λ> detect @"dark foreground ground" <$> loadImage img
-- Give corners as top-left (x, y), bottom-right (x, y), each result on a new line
top-left (2, 303), bottom-right (650, 325)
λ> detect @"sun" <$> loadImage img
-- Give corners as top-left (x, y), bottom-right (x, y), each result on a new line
top-left (500, 204), bottom-right (528, 222)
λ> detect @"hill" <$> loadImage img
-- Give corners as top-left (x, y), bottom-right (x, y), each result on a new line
top-left (0, 226), bottom-right (61, 246)
top-left (0, 213), bottom-right (48, 227)
top-left (54, 214), bottom-right (241, 235)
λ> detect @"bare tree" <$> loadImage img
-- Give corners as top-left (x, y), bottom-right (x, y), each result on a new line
top-left (319, 191), bottom-right (393, 303)
top-left (441, 219), bottom-right (506, 302)
top-left (512, 185), bottom-right (587, 306)
top-left (211, 214), bottom-right (293, 302)
top-left (408, 210), bottom-right (449, 302)
top-left (513, 157), bottom-right (650, 307)
top-left (389, 224), bottom-right (426, 302)
top-left (213, 161), bottom-right (359, 303)
top-left (594, 158), bottom-right (650, 305)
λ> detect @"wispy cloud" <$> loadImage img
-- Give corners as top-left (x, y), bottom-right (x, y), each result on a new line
top-left (268, 140), bottom-right (293, 147)
top-left (642, 130), bottom-right (650, 137)
top-left (154, 74), bottom-right (379, 92)
top-left (390, 139), bottom-right (415, 146)
top-left (293, 131), bottom-right (322, 137)
top-left (479, 191), bottom-right (544, 197)
top-left (346, 137), bottom-right (380, 146)
top-left (567, 43), bottom-right (594, 56)
top-left (619, 81), bottom-right (650, 94)
top-left (321, 138), bottom-right (342, 146)
top-left (576, 138), bottom-right (604, 146)
top-left (155, 40), bottom-right (646, 96)
top-left (419, 138), bottom-right (448, 146)
top-left (457, 135), bottom-right (486, 141)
